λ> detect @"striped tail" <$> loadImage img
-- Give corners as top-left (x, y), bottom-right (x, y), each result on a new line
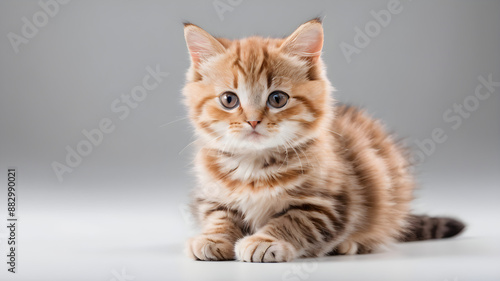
top-left (400, 214), bottom-right (466, 242)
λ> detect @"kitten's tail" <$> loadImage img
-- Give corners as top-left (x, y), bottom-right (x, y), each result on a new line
top-left (399, 214), bottom-right (466, 242)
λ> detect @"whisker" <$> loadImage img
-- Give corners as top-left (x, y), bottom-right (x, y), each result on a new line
top-left (187, 135), bottom-right (224, 166)
top-left (324, 128), bottom-right (343, 138)
top-left (159, 116), bottom-right (189, 128)
top-left (219, 134), bottom-right (232, 158)
top-left (284, 138), bottom-right (303, 174)
top-left (276, 143), bottom-right (289, 172)
top-left (178, 139), bottom-right (199, 155)
top-left (290, 138), bottom-right (313, 168)
top-left (181, 132), bottom-right (221, 156)
top-left (287, 132), bottom-right (317, 166)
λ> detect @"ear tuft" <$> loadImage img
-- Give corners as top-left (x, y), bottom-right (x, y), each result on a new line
top-left (310, 17), bottom-right (323, 24)
top-left (184, 24), bottom-right (226, 68)
top-left (281, 19), bottom-right (324, 63)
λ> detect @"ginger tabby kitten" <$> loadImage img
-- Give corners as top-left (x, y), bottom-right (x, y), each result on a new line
top-left (182, 19), bottom-right (464, 262)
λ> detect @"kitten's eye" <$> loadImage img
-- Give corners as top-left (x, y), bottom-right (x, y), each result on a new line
top-left (219, 92), bottom-right (239, 109)
top-left (267, 91), bottom-right (289, 108)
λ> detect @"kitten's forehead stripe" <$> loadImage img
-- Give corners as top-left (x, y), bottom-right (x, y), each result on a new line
top-left (257, 48), bottom-right (269, 77)
top-left (266, 69), bottom-right (273, 89)
top-left (232, 65), bottom-right (238, 89)
top-left (233, 57), bottom-right (246, 77)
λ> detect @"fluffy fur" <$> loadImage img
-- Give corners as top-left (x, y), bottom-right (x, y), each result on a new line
top-left (182, 19), bottom-right (464, 262)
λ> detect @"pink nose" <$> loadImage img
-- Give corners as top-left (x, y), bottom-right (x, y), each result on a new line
top-left (247, 121), bottom-right (261, 129)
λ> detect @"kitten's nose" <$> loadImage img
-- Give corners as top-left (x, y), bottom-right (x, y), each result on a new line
top-left (247, 120), bottom-right (261, 129)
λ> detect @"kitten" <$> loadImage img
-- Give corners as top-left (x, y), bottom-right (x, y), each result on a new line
top-left (182, 18), bottom-right (464, 262)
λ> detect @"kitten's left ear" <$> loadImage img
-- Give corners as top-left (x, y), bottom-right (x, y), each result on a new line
top-left (280, 18), bottom-right (324, 63)
top-left (184, 23), bottom-right (226, 69)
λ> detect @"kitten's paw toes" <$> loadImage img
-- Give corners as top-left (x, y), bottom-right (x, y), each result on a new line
top-left (337, 241), bottom-right (359, 255)
top-left (235, 235), bottom-right (297, 262)
top-left (187, 235), bottom-right (235, 261)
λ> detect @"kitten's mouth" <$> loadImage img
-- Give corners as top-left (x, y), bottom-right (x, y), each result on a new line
top-left (246, 131), bottom-right (264, 141)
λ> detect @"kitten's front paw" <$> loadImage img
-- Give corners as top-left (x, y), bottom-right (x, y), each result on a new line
top-left (235, 235), bottom-right (297, 262)
top-left (187, 235), bottom-right (235, 261)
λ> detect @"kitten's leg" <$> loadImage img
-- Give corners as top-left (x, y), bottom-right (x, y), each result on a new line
top-left (187, 206), bottom-right (244, 261)
top-left (235, 203), bottom-right (346, 262)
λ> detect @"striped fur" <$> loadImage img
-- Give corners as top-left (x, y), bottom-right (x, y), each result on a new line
top-left (182, 19), bottom-right (465, 262)
top-left (401, 215), bottom-right (465, 242)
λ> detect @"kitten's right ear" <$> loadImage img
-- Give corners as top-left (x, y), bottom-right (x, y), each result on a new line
top-left (184, 23), bottom-right (226, 68)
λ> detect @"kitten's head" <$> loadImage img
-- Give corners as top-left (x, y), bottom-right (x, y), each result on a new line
top-left (182, 19), bottom-right (333, 153)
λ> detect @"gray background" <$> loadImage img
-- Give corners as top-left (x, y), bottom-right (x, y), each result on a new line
top-left (0, 0), bottom-right (499, 280)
